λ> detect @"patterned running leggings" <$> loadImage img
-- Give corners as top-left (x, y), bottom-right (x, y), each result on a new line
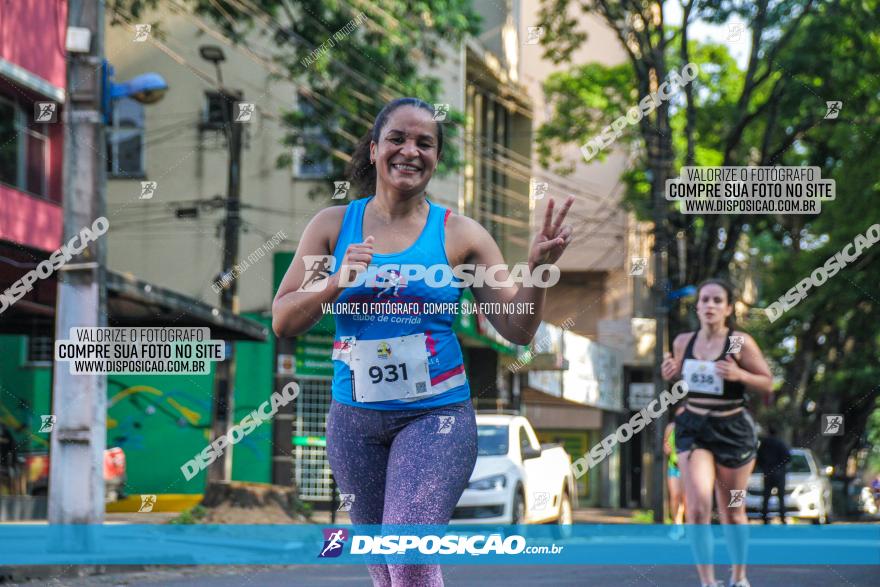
top-left (326, 398), bottom-right (478, 587)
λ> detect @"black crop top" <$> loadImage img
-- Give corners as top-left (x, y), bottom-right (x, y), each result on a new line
top-left (682, 328), bottom-right (747, 406)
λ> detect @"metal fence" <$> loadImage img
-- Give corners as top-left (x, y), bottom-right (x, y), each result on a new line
top-left (293, 378), bottom-right (333, 501)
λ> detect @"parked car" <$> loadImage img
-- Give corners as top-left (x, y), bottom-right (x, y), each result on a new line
top-left (857, 485), bottom-right (878, 516)
top-left (745, 448), bottom-right (832, 524)
top-left (451, 413), bottom-right (577, 525)
top-left (25, 446), bottom-right (127, 502)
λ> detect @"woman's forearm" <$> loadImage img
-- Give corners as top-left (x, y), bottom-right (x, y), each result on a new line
top-left (740, 370), bottom-right (773, 395)
top-left (272, 273), bottom-right (344, 338)
top-left (497, 283), bottom-right (547, 346)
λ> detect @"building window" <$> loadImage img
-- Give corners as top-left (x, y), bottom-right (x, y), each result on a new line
top-left (107, 97), bottom-right (145, 177)
top-left (25, 335), bottom-right (53, 365)
top-left (292, 95), bottom-right (332, 179)
top-left (0, 96), bottom-right (49, 197)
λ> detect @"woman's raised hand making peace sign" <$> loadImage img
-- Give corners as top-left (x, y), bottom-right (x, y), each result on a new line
top-left (529, 196), bottom-right (575, 267)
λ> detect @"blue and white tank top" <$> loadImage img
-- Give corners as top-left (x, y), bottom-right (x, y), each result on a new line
top-left (329, 195), bottom-right (470, 410)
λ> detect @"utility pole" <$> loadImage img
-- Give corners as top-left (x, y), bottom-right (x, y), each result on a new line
top-left (207, 84), bottom-right (244, 483)
top-left (49, 0), bottom-right (107, 525)
top-left (650, 133), bottom-right (671, 524)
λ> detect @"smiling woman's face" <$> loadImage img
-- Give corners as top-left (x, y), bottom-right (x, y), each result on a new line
top-left (370, 105), bottom-right (440, 195)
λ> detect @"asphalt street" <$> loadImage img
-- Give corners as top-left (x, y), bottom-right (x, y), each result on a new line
top-left (9, 564), bottom-right (879, 586)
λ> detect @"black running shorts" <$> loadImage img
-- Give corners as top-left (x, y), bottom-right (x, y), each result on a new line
top-left (674, 408), bottom-right (758, 468)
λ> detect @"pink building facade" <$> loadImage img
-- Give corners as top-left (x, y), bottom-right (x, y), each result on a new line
top-left (0, 0), bottom-right (67, 255)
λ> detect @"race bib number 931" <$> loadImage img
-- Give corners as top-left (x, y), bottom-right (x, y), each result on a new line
top-left (350, 334), bottom-right (432, 402)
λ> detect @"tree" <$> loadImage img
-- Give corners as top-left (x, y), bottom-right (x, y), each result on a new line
top-left (109, 0), bottom-right (480, 197)
top-left (534, 0), bottom-right (880, 471)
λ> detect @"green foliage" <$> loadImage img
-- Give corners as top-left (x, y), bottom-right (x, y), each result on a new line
top-left (631, 509), bottom-right (654, 524)
top-left (535, 0), bottom-right (880, 470)
top-left (109, 0), bottom-right (481, 198)
top-left (168, 504), bottom-right (208, 524)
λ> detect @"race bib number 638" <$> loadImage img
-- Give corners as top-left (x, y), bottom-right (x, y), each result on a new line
top-left (681, 359), bottom-right (723, 395)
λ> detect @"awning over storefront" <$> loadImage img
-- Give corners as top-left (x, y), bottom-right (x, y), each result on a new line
top-left (521, 387), bottom-right (603, 430)
top-left (453, 289), bottom-right (525, 357)
top-left (0, 247), bottom-right (267, 342)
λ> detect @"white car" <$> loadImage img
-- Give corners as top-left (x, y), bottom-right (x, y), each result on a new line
top-left (450, 413), bottom-right (577, 525)
top-left (745, 448), bottom-right (833, 524)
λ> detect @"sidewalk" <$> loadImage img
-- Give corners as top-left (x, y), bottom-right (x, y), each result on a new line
top-left (10, 507), bottom-right (636, 526)
top-left (572, 507), bottom-right (641, 524)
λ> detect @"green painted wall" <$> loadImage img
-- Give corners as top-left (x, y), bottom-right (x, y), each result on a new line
top-left (0, 312), bottom-right (276, 495)
top-left (229, 312), bottom-right (275, 484)
top-left (0, 336), bottom-right (53, 454)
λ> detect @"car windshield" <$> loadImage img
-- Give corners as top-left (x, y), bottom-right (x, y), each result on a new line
top-left (477, 425), bottom-right (509, 456)
top-left (789, 453), bottom-right (812, 473)
top-left (754, 452), bottom-right (812, 474)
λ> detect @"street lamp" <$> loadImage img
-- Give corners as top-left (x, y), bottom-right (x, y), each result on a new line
top-left (199, 45), bottom-right (227, 86)
top-left (101, 61), bottom-right (168, 123)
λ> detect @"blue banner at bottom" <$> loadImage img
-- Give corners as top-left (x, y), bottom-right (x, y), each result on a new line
top-left (1, 524), bottom-right (878, 565)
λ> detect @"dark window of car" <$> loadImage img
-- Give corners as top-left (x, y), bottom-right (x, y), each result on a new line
top-left (789, 453), bottom-right (812, 474)
top-left (477, 425), bottom-right (508, 456)
top-left (519, 427), bottom-right (533, 455)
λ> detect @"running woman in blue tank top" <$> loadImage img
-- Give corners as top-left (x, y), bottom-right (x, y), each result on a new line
top-left (273, 97), bottom-right (574, 587)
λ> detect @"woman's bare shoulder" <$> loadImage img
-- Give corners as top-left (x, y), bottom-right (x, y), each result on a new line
top-left (302, 205), bottom-right (348, 252)
top-left (673, 332), bottom-right (695, 349)
top-left (444, 212), bottom-right (492, 263)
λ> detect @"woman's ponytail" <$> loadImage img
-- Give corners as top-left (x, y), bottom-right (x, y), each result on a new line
top-left (345, 130), bottom-right (376, 198)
